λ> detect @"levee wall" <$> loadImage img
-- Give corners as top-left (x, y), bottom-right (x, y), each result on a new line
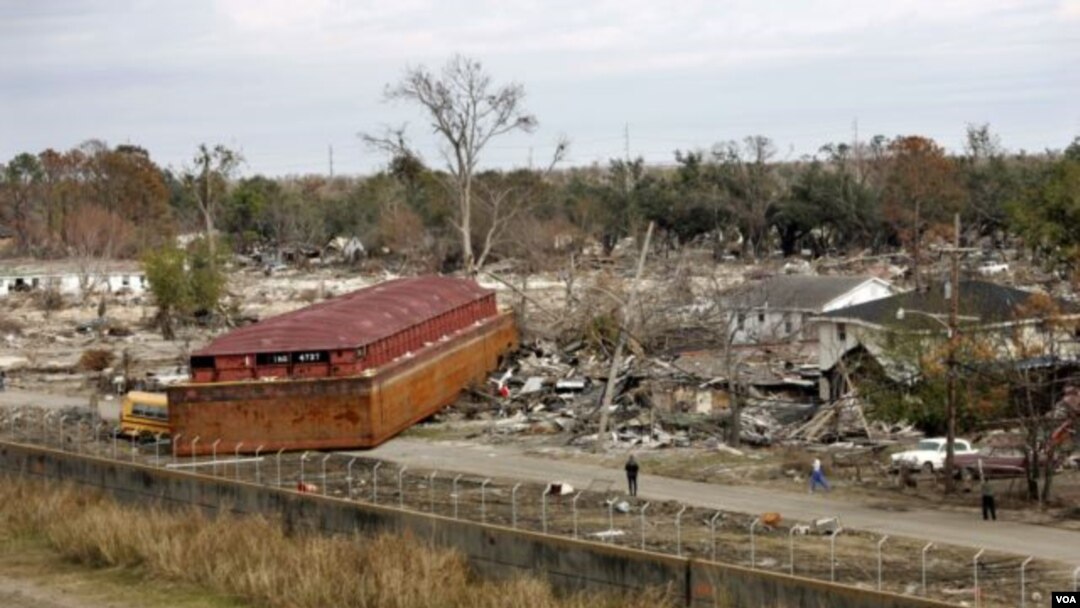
top-left (0, 441), bottom-right (953, 608)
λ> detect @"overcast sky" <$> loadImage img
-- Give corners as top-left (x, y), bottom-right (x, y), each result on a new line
top-left (2, 0), bottom-right (1078, 176)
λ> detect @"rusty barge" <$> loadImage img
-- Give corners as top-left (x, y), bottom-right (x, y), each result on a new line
top-left (168, 276), bottom-right (517, 456)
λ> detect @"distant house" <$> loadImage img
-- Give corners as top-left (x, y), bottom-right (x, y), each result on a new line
top-left (325, 235), bottom-right (365, 263)
top-left (720, 275), bottom-right (895, 344)
top-left (815, 280), bottom-right (1080, 399)
top-left (0, 260), bottom-right (147, 298)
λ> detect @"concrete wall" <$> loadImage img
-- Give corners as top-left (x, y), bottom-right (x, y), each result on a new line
top-left (0, 441), bottom-right (953, 608)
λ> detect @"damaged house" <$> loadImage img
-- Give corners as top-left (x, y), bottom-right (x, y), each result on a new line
top-left (816, 280), bottom-right (1080, 401)
top-left (720, 275), bottom-right (895, 345)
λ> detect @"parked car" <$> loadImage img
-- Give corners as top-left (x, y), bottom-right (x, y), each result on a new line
top-left (953, 446), bottom-right (1027, 479)
top-left (955, 445), bottom-right (1070, 479)
top-left (889, 438), bottom-right (977, 473)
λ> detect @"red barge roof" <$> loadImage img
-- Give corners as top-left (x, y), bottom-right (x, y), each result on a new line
top-left (193, 276), bottom-right (494, 356)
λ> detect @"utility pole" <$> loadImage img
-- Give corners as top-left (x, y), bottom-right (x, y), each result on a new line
top-left (328, 145), bottom-right (334, 177)
top-left (944, 213), bottom-right (961, 493)
top-left (596, 221), bottom-right (654, 452)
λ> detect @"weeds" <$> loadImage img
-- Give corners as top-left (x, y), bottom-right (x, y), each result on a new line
top-left (0, 478), bottom-right (673, 608)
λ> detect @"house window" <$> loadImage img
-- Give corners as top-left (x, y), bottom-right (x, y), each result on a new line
top-left (122, 275), bottom-right (130, 287)
top-left (757, 313), bottom-right (766, 324)
top-left (736, 313), bottom-right (746, 331)
top-left (837, 323), bottom-right (847, 342)
top-left (784, 318), bottom-right (793, 334)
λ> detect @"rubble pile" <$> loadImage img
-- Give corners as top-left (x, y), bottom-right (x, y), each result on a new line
top-left (452, 338), bottom-right (924, 453)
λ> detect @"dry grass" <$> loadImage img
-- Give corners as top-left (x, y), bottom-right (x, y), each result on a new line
top-left (0, 478), bottom-right (674, 608)
top-left (77, 349), bottom-right (114, 372)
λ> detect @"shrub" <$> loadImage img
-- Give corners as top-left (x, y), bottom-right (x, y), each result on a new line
top-left (36, 288), bottom-right (65, 312)
top-left (0, 315), bottom-right (22, 335)
top-left (79, 349), bottom-right (115, 372)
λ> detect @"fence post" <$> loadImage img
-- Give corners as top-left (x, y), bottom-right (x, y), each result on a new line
top-left (480, 478), bottom-right (491, 523)
top-left (749, 517), bottom-right (761, 568)
top-left (542, 485), bottom-right (548, 534)
top-left (190, 436), bottom-right (200, 466)
top-left (398, 465), bottom-right (408, 509)
top-left (211, 439), bottom-right (221, 475)
top-left (172, 433), bottom-right (182, 464)
top-left (1020, 556), bottom-right (1033, 608)
top-left (276, 448), bottom-right (284, 487)
top-left (973, 548), bottom-right (985, 608)
top-left (130, 439), bottom-right (137, 463)
top-left (1074, 565), bottom-right (1079, 591)
top-left (322, 454), bottom-right (332, 496)
top-left (254, 446), bottom-right (264, 484)
top-left (830, 527), bottom-right (843, 582)
top-left (709, 511), bottom-right (722, 562)
top-left (572, 492), bottom-right (584, 538)
top-left (511, 483), bottom-right (521, 529)
top-left (606, 499), bottom-right (615, 543)
top-left (429, 471), bottom-right (438, 513)
top-left (58, 415), bottom-right (67, 450)
top-left (154, 433), bottom-right (163, 465)
top-left (675, 505), bottom-right (687, 557)
top-left (299, 451), bottom-right (310, 486)
top-left (922, 542), bottom-right (934, 596)
top-left (640, 502), bottom-right (650, 550)
top-left (112, 429), bottom-right (118, 459)
top-left (41, 411), bottom-right (48, 445)
top-left (877, 535), bottom-right (889, 591)
top-left (451, 474), bottom-right (462, 519)
top-left (346, 457), bottom-right (357, 498)
top-left (789, 525), bottom-right (798, 575)
top-left (234, 442), bottom-right (244, 480)
top-left (372, 462), bottom-right (382, 503)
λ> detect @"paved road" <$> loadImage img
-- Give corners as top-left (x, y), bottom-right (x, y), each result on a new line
top-left (0, 390), bottom-right (91, 411)
top-left (369, 438), bottom-right (1080, 564)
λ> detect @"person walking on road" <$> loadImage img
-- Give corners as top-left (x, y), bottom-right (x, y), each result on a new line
top-left (625, 455), bottom-right (639, 497)
top-left (809, 458), bottom-right (830, 493)
top-left (981, 478), bottom-right (997, 521)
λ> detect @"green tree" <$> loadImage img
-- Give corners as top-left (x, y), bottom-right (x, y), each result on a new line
top-left (143, 239), bottom-right (226, 339)
top-left (1009, 141), bottom-right (1080, 272)
top-left (143, 244), bottom-right (190, 340)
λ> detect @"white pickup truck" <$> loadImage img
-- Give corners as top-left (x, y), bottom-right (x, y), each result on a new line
top-left (889, 438), bottom-right (977, 473)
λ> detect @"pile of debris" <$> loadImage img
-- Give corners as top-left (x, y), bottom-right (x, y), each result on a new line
top-left (446, 338), bottom-right (926, 453)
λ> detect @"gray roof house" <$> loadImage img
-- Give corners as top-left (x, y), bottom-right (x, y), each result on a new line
top-left (720, 275), bottom-right (895, 344)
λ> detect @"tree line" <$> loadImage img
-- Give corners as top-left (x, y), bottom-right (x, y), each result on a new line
top-left (2, 129), bottom-right (1078, 273)
top-left (2, 130), bottom-right (1076, 270)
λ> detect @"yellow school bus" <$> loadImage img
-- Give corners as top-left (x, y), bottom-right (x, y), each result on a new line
top-left (118, 391), bottom-right (169, 439)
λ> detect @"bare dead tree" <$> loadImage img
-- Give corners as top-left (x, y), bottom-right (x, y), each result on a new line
top-left (363, 55), bottom-right (538, 274)
top-left (473, 138), bottom-right (569, 269)
top-left (184, 144), bottom-right (242, 258)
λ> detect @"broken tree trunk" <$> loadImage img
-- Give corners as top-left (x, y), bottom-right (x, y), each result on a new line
top-left (595, 222), bottom-right (654, 452)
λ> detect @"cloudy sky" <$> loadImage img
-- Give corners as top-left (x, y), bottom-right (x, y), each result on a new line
top-left (2, 0), bottom-right (1078, 176)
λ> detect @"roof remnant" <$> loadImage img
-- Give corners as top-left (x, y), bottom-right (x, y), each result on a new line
top-left (722, 275), bottom-right (888, 313)
top-left (823, 280), bottom-right (1073, 328)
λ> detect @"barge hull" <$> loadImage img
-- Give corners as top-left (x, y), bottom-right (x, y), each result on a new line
top-left (168, 312), bottom-right (517, 456)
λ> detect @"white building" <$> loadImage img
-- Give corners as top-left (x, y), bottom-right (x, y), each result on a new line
top-left (720, 275), bottom-right (895, 344)
top-left (0, 262), bottom-right (147, 298)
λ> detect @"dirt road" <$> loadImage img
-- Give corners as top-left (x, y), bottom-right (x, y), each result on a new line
top-left (368, 438), bottom-right (1080, 564)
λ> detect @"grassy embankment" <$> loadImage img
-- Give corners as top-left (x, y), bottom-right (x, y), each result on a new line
top-left (0, 478), bottom-right (674, 608)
